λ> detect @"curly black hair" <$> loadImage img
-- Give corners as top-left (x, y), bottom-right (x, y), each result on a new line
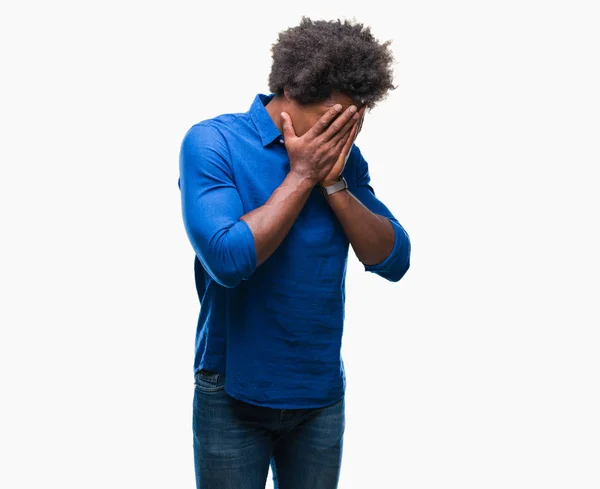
top-left (268, 16), bottom-right (397, 109)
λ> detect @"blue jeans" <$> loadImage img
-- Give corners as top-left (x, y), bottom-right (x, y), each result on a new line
top-left (193, 369), bottom-right (345, 489)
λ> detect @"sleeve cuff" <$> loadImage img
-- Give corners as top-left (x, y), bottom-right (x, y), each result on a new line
top-left (363, 219), bottom-right (410, 278)
top-left (229, 218), bottom-right (257, 280)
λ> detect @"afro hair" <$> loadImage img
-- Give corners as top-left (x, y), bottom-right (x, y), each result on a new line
top-left (268, 16), bottom-right (397, 109)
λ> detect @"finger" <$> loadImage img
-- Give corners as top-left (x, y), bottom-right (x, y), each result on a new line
top-left (330, 112), bottom-right (360, 146)
top-left (321, 105), bottom-right (358, 142)
top-left (326, 134), bottom-right (353, 181)
top-left (280, 112), bottom-right (298, 142)
top-left (333, 127), bottom-right (353, 154)
top-left (342, 123), bottom-right (358, 157)
top-left (357, 107), bottom-right (365, 135)
top-left (345, 109), bottom-right (363, 148)
top-left (352, 111), bottom-right (363, 142)
top-left (306, 104), bottom-right (344, 139)
top-left (333, 118), bottom-right (358, 158)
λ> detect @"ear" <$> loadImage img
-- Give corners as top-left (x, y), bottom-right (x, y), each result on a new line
top-left (283, 87), bottom-right (292, 103)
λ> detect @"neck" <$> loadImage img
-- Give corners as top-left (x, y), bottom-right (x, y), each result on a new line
top-left (265, 94), bottom-right (289, 135)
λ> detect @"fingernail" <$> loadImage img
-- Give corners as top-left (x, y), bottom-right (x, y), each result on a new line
top-left (334, 104), bottom-right (342, 112)
top-left (349, 105), bottom-right (357, 113)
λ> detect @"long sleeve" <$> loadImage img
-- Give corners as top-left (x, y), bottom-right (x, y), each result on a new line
top-left (178, 122), bottom-right (257, 288)
top-left (350, 145), bottom-right (411, 282)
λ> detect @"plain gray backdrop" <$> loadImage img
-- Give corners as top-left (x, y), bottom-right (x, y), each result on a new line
top-left (1, 0), bottom-right (598, 487)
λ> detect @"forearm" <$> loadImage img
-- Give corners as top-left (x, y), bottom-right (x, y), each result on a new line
top-left (241, 172), bottom-right (315, 266)
top-left (324, 189), bottom-right (394, 265)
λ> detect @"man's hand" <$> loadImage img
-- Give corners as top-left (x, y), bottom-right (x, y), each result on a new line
top-left (320, 106), bottom-right (365, 187)
top-left (280, 104), bottom-right (360, 186)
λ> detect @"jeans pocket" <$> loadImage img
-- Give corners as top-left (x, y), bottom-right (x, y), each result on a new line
top-left (194, 369), bottom-right (225, 393)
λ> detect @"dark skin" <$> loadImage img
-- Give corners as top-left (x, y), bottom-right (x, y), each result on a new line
top-left (240, 88), bottom-right (394, 267)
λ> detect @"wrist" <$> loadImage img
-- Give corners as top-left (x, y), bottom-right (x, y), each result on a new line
top-left (320, 176), bottom-right (348, 197)
top-left (287, 170), bottom-right (318, 190)
top-left (320, 174), bottom-right (343, 188)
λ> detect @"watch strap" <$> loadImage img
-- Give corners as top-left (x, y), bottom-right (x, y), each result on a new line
top-left (321, 176), bottom-right (348, 196)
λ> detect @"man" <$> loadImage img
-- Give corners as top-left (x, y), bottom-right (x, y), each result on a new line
top-left (178, 16), bottom-right (411, 489)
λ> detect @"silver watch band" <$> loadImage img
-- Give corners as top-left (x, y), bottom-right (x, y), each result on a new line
top-left (321, 176), bottom-right (348, 196)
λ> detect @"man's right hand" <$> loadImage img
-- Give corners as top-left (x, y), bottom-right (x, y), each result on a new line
top-left (280, 104), bottom-right (360, 185)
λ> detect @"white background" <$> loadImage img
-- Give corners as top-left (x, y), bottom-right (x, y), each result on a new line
top-left (1, 0), bottom-right (599, 488)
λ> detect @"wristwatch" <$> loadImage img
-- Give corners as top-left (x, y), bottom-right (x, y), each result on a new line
top-left (320, 176), bottom-right (348, 196)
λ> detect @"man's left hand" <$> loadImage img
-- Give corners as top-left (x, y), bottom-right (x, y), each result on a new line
top-left (320, 106), bottom-right (365, 188)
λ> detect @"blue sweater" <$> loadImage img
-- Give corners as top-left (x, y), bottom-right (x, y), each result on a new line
top-left (178, 93), bottom-right (410, 408)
